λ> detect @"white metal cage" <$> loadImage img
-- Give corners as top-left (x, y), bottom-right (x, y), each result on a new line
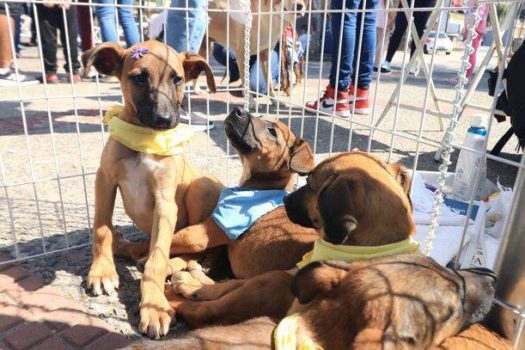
top-left (0, 0), bottom-right (524, 345)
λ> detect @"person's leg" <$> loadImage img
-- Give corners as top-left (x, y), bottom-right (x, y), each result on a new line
top-left (467, 33), bottom-right (482, 79)
top-left (95, 0), bottom-right (119, 42)
top-left (0, 3), bottom-right (38, 85)
top-left (329, 0), bottom-right (361, 92)
top-left (58, 5), bottom-right (81, 77)
top-left (165, 0), bottom-right (207, 53)
top-left (0, 13), bottom-right (15, 69)
top-left (350, 0), bottom-right (378, 115)
top-left (14, 14), bottom-right (21, 54)
top-left (409, 0), bottom-right (435, 58)
top-left (352, 0), bottom-right (378, 89)
top-left (211, 44), bottom-right (240, 83)
top-left (306, 0), bottom-right (360, 118)
top-left (117, 0), bottom-right (140, 47)
top-left (384, 2), bottom-right (407, 63)
top-left (36, 5), bottom-right (59, 76)
top-left (77, 0), bottom-right (94, 52)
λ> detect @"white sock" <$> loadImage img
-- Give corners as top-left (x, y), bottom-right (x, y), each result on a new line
top-left (0, 68), bottom-right (11, 75)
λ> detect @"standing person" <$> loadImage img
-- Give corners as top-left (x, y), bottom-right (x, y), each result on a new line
top-left (95, 0), bottom-right (140, 47)
top-left (0, 2), bottom-right (38, 85)
top-left (306, 0), bottom-right (379, 117)
top-left (464, 0), bottom-right (488, 79)
top-left (374, 0), bottom-right (397, 73)
top-left (36, 1), bottom-right (81, 83)
top-left (382, 0), bottom-right (436, 75)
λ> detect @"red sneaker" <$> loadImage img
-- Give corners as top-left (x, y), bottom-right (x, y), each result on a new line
top-left (306, 85), bottom-right (350, 118)
top-left (349, 85), bottom-right (370, 115)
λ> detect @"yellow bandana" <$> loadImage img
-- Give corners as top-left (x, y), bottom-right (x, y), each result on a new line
top-left (297, 237), bottom-right (420, 269)
top-left (102, 105), bottom-right (193, 156)
top-left (274, 314), bottom-right (322, 350)
top-left (275, 238), bottom-right (420, 349)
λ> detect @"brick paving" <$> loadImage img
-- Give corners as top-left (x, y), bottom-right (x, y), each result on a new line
top-left (0, 262), bottom-right (130, 350)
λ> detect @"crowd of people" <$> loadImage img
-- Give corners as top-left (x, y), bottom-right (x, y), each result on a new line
top-left (0, 0), bottom-right (488, 118)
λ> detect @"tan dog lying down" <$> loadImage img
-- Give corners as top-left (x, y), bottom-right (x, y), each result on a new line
top-left (118, 107), bottom-right (318, 280)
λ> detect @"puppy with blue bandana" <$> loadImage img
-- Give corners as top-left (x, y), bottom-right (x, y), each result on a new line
top-left (118, 107), bottom-right (318, 282)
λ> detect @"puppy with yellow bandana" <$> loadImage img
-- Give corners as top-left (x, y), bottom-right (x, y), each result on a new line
top-left (84, 40), bottom-right (221, 339)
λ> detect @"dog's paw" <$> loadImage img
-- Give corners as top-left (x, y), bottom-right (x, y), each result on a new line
top-left (187, 261), bottom-right (215, 286)
top-left (87, 259), bottom-right (119, 296)
top-left (139, 291), bottom-right (174, 339)
top-left (172, 270), bottom-right (206, 299)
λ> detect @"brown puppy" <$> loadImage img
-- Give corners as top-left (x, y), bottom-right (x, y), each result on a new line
top-left (84, 40), bottom-right (221, 339)
top-left (118, 107), bottom-right (318, 279)
top-left (137, 258), bottom-right (496, 349)
top-left (287, 258), bottom-right (497, 349)
top-left (172, 151), bottom-right (416, 326)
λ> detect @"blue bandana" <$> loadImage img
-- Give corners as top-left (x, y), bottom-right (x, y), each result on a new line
top-left (212, 186), bottom-right (288, 240)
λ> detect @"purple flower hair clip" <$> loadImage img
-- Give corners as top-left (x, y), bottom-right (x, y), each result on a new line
top-left (131, 47), bottom-right (149, 60)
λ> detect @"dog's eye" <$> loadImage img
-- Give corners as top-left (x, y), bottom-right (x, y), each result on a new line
top-left (173, 75), bottom-right (184, 86)
top-left (267, 128), bottom-right (277, 138)
top-left (130, 74), bottom-right (147, 85)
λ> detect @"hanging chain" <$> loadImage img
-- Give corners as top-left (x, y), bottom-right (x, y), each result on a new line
top-left (243, 3), bottom-right (253, 111)
top-left (424, 1), bottom-right (482, 256)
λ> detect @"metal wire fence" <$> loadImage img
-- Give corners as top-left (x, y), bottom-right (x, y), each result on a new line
top-left (0, 0), bottom-right (524, 345)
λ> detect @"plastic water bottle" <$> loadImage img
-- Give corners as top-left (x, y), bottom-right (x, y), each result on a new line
top-left (452, 115), bottom-right (488, 201)
top-left (460, 199), bottom-right (488, 268)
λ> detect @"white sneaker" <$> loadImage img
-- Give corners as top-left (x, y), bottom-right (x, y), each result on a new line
top-left (381, 61), bottom-right (392, 74)
top-left (409, 64), bottom-right (420, 76)
top-left (0, 70), bottom-right (39, 87)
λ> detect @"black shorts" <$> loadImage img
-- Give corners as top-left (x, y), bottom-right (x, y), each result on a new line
top-left (0, 1), bottom-right (24, 18)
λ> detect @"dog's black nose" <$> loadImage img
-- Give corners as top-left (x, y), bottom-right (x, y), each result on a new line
top-left (296, 3), bottom-right (304, 11)
top-left (232, 107), bottom-right (246, 119)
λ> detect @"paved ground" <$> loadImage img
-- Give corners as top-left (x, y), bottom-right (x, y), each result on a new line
top-left (0, 43), bottom-right (522, 344)
top-left (0, 257), bottom-right (130, 350)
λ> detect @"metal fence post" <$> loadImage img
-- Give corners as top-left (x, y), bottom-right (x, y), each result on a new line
top-left (491, 149), bottom-right (525, 348)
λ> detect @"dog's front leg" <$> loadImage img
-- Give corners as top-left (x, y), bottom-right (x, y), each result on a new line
top-left (139, 188), bottom-right (176, 339)
top-left (87, 168), bottom-right (119, 295)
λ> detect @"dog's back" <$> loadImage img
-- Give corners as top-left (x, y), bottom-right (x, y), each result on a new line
top-left (228, 206), bottom-right (317, 278)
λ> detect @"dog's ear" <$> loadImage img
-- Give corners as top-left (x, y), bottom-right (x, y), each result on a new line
top-left (291, 262), bottom-right (347, 304)
top-left (318, 176), bottom-right (358, 244)
top-left (288, 139), bottom-right (314, 175)
top-left (180, 52), bottom-right (217, 93)
top-left (84, 42), bottom-right (125, 77)
top-left (389, 163), bottom-right (412, 195)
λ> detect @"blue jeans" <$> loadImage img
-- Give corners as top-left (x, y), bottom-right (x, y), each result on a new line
top-left (329, 0), bottom-right (378, 90)
top-left (95, 0), bottom-right (140, 47)
top-left (212, 44), bottom-right (280, 95)
top-left (166, 0), bottom-right (207, 53)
